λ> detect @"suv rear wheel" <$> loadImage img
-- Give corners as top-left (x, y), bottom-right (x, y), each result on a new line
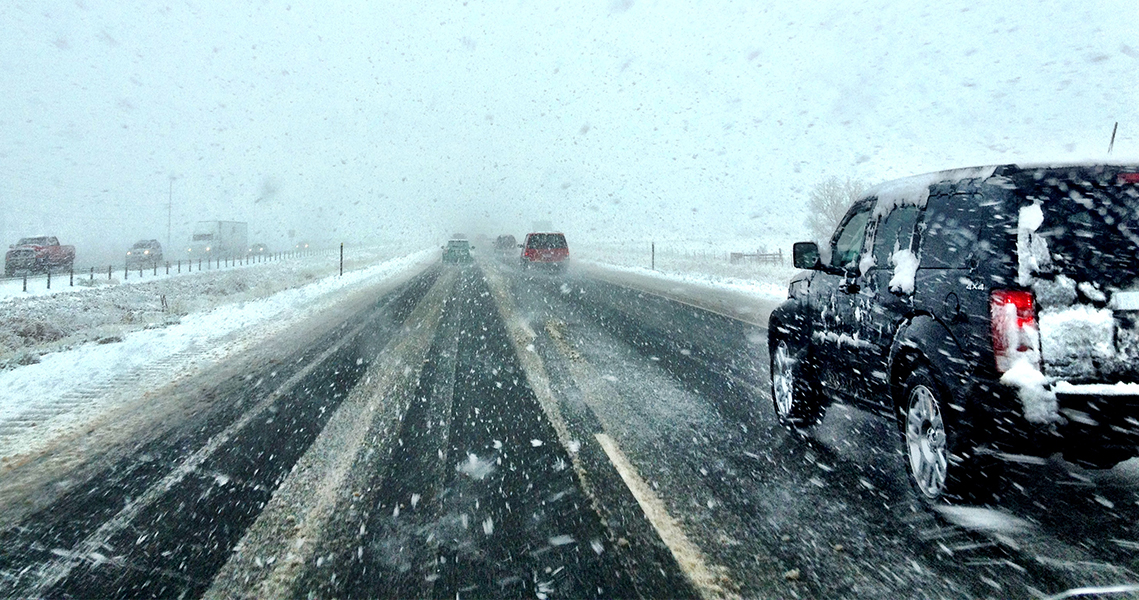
top-left (771, 340), bottom-right (826, 429)
top-left (900, 365), bottom-right (999, 503)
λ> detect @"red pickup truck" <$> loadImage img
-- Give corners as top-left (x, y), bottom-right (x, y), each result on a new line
top-left (5, 236), bottom-right (76, 277)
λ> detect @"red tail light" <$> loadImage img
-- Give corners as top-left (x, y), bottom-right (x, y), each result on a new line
top-left (990, 289), bottom-right (1039, 373)
top-left (1118, 173), bottom-right (1139, 184)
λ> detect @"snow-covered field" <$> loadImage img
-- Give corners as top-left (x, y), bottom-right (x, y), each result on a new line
top-left (0, 244), bottom-right (413, 366)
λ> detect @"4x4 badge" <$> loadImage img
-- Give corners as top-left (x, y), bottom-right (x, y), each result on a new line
top-left (965, 280), bottom-right (985, 291)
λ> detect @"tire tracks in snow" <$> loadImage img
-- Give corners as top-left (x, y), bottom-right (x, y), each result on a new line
top-left (202, 268), bottom-right (455, 598)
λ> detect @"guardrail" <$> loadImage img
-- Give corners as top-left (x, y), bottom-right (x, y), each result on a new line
top-left (1, 248), bottom-right (333, 292)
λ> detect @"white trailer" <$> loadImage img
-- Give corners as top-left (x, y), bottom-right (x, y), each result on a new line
top-left (186, 221), bottom-right (249, 257)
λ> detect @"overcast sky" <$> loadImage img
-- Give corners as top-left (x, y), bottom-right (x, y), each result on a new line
top-left (1, 0), bottom-right (1136, 260)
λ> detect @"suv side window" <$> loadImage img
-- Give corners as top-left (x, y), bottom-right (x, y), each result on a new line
top-left (921, 192), bottom-right (989, 269)
top-left (830, 204), bottom-right (873, 269)
top-left (872, 206), bottom-right (919, 269)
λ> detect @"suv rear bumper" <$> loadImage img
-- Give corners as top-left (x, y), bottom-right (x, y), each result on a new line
top-left (1055, 384), bottom-right (1139, 443)
top-left (972, 378), bottom-right (1139, 458)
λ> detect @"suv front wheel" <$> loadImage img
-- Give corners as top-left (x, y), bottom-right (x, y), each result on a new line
top-left (771, 339), bottom-right (827, 429)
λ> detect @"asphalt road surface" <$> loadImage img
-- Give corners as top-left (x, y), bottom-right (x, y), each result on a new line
top-left (3, 257), bottom-right (1139, 599)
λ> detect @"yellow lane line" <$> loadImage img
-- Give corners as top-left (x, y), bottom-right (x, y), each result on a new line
top-left (594, 433), bottom-right (739, 600)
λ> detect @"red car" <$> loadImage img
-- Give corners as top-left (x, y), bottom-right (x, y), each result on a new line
top-left (520, 232), bottom-right (568, 269)
top-left (5, 236), bottom-right (75, 277)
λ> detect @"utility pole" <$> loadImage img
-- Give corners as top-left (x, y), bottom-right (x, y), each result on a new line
top-left (168, 175), bottom-right (175, 253)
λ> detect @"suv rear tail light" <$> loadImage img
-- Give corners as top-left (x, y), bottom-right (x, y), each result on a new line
top-left (1118, 173), bottom-right (1139, 184)
top-left (990, 289), bottom-right (1039, 373)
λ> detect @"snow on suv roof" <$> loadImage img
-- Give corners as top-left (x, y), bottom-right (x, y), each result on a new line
top-left (867, 165), bottom-right (998, 218)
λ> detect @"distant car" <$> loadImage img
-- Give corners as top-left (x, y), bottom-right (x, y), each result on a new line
top-left (125, 239), bottom-right (163, 268)
top-left (769, 163), bottom-right (1139, 503)
top-left (442, 239), bottom-right (473, 263)
top-left (494, 235), bottom-right (517, 254)
top-left (520, 232), bottom-right (568, 269)
top-left (6, 236), bottom-right (76, 276)
top-left (295, 242), bottom-right (310, 250)
top-left (248, 242), bottom-right (269, 255)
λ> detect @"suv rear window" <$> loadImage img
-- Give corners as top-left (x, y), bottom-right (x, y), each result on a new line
top-left (527, 234), bottom-right (567, 250)
top-left (1019, 169), bottom-right (1139, 288)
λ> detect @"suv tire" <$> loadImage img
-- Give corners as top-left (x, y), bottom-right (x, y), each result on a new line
top-left (771, 339), bottom-right (827, 429)
top-left (900, 365), bottom-right (1000, 503)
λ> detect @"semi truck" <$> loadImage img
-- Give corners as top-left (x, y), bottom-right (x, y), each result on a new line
top-left (185, 221), bottom-right (248, 257)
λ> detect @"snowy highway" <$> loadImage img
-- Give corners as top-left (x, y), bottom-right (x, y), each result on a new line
top-left (3, 256), bottom-right (1139, 599)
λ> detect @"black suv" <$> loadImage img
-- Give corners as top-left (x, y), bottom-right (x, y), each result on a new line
top-left (769, 164), bottom-right (1139, 502)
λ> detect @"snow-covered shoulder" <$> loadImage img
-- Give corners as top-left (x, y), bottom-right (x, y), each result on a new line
top-left (572, 259), bottom-right (788, 326)
top-left (576, 259), bottom-right (787, 302)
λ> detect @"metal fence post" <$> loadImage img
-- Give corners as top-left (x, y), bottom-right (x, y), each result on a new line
top-left (70, 267), bottom-right (73, 287)
top-left (651, 242), bottom-right (655, 271)
top-left (46, 268), bottom-right (51, 289)
top-left (90, 266), bottom-right (94, 282)
top-left (340, 242), bottom-right (344, 276)
top-left (22, 273), bottom-right (27, 292)
top-left (124, 263), bottom-right (128, 280)
top-left (108, 265), bottom-right (112, 280)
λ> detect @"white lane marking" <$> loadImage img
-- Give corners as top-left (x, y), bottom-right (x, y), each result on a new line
top-left (594, 433), bottom-right (738, 600)
top-left (483, 261), bottom-right (740, 598)
top-left (23, 295), bottom-right (397, 596)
